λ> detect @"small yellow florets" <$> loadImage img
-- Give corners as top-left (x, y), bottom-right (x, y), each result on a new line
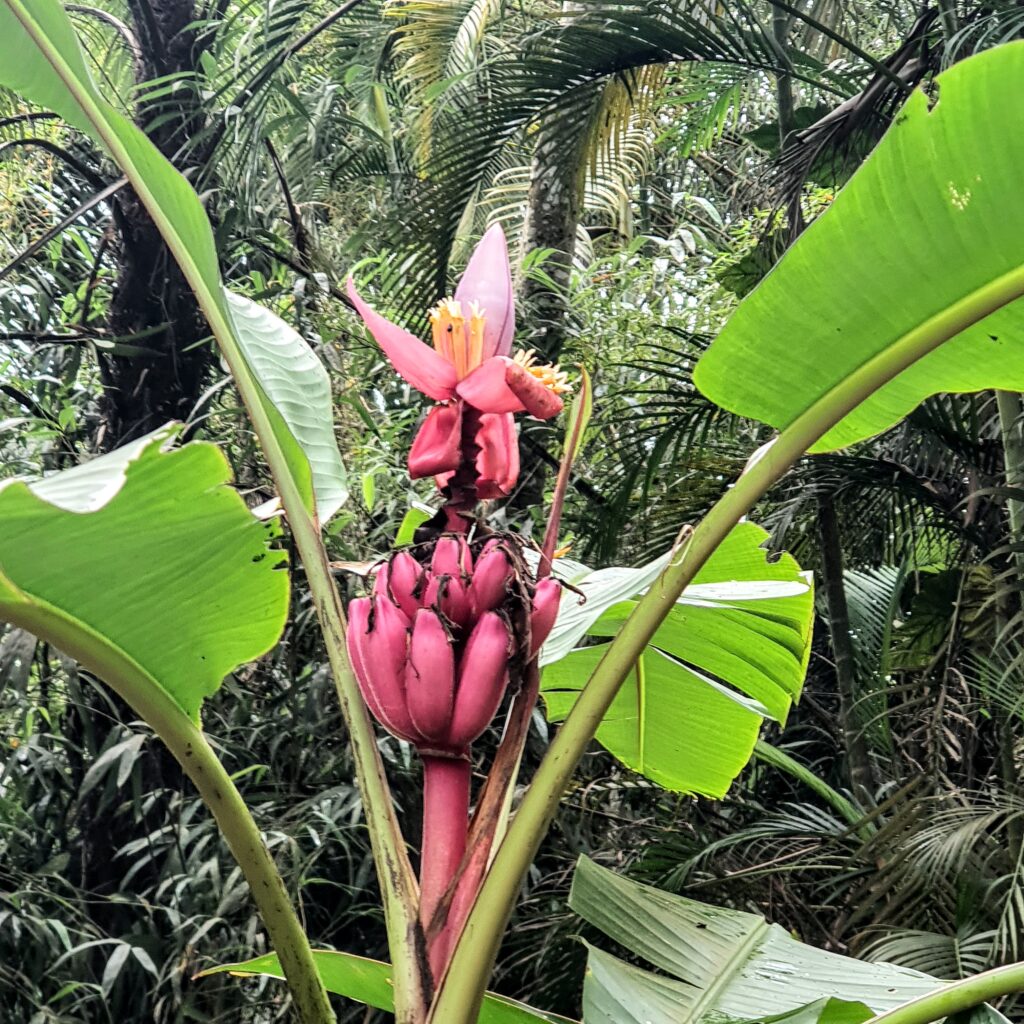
top-left (512, 350), bottom-right (573, 394)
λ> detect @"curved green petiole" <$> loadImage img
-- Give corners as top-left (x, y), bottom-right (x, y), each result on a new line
top-left (430, 52), bottom-right (1024, 1021)
top-left (0, 435), bottom-right (335, 1023)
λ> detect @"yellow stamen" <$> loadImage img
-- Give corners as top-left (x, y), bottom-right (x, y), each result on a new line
top-left (467, 301), bottom-right (485, 373)
top-left (512, 349), bottom-right (573, 394)
top-left (429, 296), bottom-right (490, 379)
top-left (429, 297), bottom-right (463, 372)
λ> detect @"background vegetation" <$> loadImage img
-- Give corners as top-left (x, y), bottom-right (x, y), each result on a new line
top-left (4, 1), bottom-right (1024, 1020)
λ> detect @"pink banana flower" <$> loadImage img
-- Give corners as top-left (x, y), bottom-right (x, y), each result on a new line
top-left (347, 224), bottom-right (571, 498)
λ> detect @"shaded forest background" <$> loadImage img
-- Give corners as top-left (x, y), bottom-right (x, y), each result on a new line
top-left (4, 1), bottom-right (1024, 1020)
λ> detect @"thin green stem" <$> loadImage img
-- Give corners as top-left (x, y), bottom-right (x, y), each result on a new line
top-left (430, 235), bottom-right (1024, 1023)
top-left (3, 3), bottom-right (427, 1016)
top-left (3, 598), bottom-right (337, 1024)
top-left (753, 740), bottom-right (869, 836)
top-left (178, 736), bottom-right (337, 1020)
top-left (864, 962), bottom-right (1024, 1024)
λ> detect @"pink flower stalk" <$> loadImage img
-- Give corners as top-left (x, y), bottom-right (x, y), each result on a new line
top-left (345, 534), bottom-right (561, 978)
top-left (347, 225), bottom-right (571, 502)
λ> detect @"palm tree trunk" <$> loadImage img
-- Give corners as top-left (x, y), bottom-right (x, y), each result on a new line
top-left (518, 114), bottom-right (586, 363)
top-left (100, 0), bottom-right (213, 445)
top-left (777, 26), bottom-right (873, 801)
top-left (772, 6), bottom-right (804, 243)
top-left (512, 96), bottom-right (591, 514)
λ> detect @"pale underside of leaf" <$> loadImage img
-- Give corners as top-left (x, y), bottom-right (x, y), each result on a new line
top-left (225, 292), bottom-right (348, 521)
top-left (570, 858), bottom-right (1008, 1024)
top-left (1, 424), bottom-right (179, 512)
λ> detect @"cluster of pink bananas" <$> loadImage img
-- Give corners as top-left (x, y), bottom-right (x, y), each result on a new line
top-left (346, 535), bottom-right (560, 756)
top-left (347, 534), bottom-right (561, 971)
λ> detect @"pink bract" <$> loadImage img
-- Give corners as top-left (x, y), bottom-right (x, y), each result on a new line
top-left (348, 223), bottom-right (563, 501)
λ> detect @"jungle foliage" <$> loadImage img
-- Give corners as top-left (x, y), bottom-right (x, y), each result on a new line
top-left (3, 1), bottom-right (1024, 1022)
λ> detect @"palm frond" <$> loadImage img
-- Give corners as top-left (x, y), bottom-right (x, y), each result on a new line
top-left (844, 564), bottom-right (905, 754)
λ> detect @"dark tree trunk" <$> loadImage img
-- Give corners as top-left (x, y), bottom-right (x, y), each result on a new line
top-left (70, 0), bottom-right (215, 956)
top-left (99, 0), bottom-right (213, 446)
top-left (817, 494), bottom-right (876, 805)
top-left (772, 7), bottom-right (805, 244)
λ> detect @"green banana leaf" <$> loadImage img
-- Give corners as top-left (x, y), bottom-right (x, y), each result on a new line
top-left (695, 43), bottom-right (1024, 453)
top-left (541, 523), bottom-right (813, 796)
top-left (199, 950), bottom-right (579, 1024)
top-left (0, 428), bottom-right (287, 721)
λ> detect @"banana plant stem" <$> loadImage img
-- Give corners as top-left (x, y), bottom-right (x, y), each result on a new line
top-left (287, 505), bottom-right (431, 1021)
top-left (864, 962), bottom-right (1024, 1024)
top-left (175, 731), bottom-right (337, 1022)
top-left (430, 248), bottom-right (1024, 1023)
top-left (1, 4), bottom-right (427, 1015)
top-left (429, 661), bottom-right (541, 1007)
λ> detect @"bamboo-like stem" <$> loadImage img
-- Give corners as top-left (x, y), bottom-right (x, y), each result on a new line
top-left (430, 232), bottom-right (1024, 1023)
top-left (1, 4), bottom-right (427, 1016)
top-left (864, 962), bottom-right (1024, 1024)
top-left (2, 598), bottom-right (337, 1024)
top-left (420, 755), bottom-right (471, 981)
top-left (996, 390), bottom-right (1024, 581)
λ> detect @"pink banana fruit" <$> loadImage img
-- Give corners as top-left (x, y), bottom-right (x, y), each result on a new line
top-left (406, 610), bottom-right (457, 743)
top-left (529, 577), bottom-right (561, 656)
top-left (347, 597), bottom-right (392, 728)
top-left (432, 534), bottom-right (472, 578)
top-left (448, 611), bottom-right (513, 747)
top-left (468, 547), bottom-right (512, 615)
top-left (361, 597), bottom-right (421, 742)
top-left (423, 573), bottom-right (473, 630)
top-left (375, 550), bottom-right (423, 620)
